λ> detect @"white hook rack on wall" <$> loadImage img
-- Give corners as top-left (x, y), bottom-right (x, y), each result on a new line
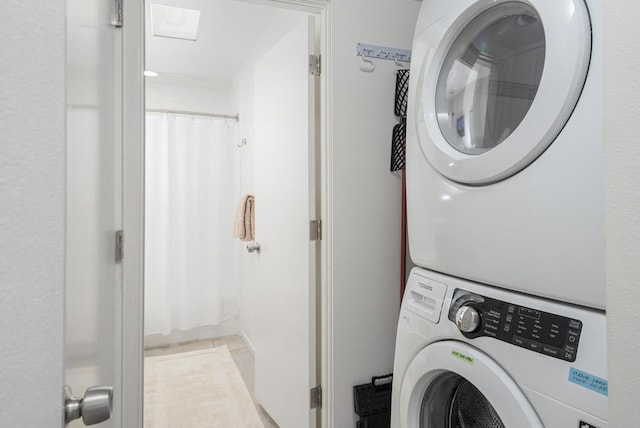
top-left (356, 43), bottom-right (412, 65)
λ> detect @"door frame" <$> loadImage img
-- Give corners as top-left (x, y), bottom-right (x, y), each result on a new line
top-left (121, 0), bottom-right (334, 426)
top-left (121, 0), bottom-right (145, 426)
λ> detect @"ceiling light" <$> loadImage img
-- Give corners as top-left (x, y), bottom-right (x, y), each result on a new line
top-left (144, 70), bottom-right (159, 77)
top-left (151, 4), bottom-right (201, 41)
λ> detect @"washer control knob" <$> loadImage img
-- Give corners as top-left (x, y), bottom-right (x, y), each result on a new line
top-left (455, 306), bottom-right (481, 333)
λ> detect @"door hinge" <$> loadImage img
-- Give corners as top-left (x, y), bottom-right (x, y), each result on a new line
top-left (310, 219), bottom-right (322, 241)
top-left (115, 230), bottom-right (124, 263)
top-left (310, 385), bottom-right (322, 409)
top-left (309, 54), bottom-right (321, 76)
top-left (110, 0), bottom-right (123, 27)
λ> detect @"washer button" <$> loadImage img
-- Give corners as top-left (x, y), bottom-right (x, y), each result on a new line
top-left (542, 345), bottom-right (560, 357)
top-left (512, 336), bottom-right (527, 347)
top-left (569, 319), bottom-right (582, 330)
top-left (528, 340), bottom-right (542, 352)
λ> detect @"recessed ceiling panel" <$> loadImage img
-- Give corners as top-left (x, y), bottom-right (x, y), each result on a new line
top-left (145, 0), bottom-right (305, 80)
top-left (151, 4), bottom-right (201, 41)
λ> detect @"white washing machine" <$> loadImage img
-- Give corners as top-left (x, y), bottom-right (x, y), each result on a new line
top-left (406, 0), bottom-right (604, 308)
top-left (391, 268), bottom-right (608, 428)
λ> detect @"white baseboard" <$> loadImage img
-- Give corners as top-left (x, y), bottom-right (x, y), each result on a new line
top-left (144, 320), bottom-right (240, 349)
top-left (240, 330), bottom-right (256, 355)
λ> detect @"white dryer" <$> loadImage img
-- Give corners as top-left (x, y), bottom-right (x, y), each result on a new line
top-left (391, 268), bottom-right (608, 428)
top-left (406, 0), bottom-right (604, 308)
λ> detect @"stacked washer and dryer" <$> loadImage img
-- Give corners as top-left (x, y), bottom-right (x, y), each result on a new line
top-left (391, 0), bottom-right (608, 427)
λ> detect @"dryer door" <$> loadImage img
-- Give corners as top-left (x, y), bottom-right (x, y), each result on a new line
top-left (399, 341), bottom-right (543, 427)
top-left (413, 0), bottom-right (591, 184)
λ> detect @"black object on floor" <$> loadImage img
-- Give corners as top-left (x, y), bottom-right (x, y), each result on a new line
top-left (354, 373), bottom-right (393, 428)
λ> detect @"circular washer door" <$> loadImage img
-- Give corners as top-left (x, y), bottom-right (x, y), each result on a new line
top-left (414, 0), bottom-right (592, 184)
top-left (399, 341), bottom-right (543, 427)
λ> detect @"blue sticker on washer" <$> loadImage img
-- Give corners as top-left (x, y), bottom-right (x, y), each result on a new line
top-left (568, 368), bottom-right (608, 396)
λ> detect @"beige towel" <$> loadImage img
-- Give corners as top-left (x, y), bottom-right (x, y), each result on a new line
top-left (233, 194), bottom-right (255, 242)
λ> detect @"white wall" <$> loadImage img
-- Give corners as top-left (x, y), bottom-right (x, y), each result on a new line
top-left (0, 1), bottom-right (65, 426)
top-left (604, 1), bottom-right (640, 425)
top-left (328, 1), bottom-right (421, 426)
top-left (145, 78), bottom-right (233, 113)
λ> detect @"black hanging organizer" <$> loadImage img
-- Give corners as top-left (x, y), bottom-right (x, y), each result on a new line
top-left (391, 121), bottom-right (407, 172)
top-left (394, 69), bottom-right (410, 118)
top-left (390, 70), bottom-right (409, 173)
top-left (353, 373), bottom-right (393, 428)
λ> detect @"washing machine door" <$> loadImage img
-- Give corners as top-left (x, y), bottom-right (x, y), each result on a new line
top-left (399, 341), bottom-right (543, 427)
top-left (413, 0), bottom-right (591, 184)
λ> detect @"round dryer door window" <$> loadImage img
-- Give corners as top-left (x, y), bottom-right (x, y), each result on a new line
top-left (435, 3), bottom-right (544, 156)
top-left (414, 0), bottom-right (592, 184)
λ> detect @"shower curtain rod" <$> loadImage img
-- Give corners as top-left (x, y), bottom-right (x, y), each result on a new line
top-left (146, 108), bottom-right (239, 121)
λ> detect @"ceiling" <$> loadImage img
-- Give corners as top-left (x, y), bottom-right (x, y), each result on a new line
top-left (145, 0), bottom-right (302, 86)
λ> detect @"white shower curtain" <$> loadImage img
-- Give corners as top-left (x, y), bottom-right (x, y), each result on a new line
top-left (144, 113), bottom-right (240, 336)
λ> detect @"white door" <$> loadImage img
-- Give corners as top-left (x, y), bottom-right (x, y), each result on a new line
top-left (253, 16), bottom-right (318, 428)
top-left (64, 0), bottom-right (123, 425)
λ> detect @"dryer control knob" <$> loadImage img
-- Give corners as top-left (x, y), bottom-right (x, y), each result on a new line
top-left (455, 306), bottom-right (481, 333)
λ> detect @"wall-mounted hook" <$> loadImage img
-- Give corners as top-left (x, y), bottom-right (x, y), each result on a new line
top-left (360, 53), bottom-right (375, 73)
top-left (356, 43), bottom-right (412, 69)
top-left (237, 137), bottom-right (247, 148)
top-left (393, 54), bottom-right (404, 69)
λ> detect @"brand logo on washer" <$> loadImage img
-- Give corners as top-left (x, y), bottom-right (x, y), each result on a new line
top-left (417, 281), bottom-right (433, 291)
top-left (579, 422), bottom-right (600, 428)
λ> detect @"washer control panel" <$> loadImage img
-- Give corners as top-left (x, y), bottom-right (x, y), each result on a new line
top-left (448, 289), bottom-right (583, 362)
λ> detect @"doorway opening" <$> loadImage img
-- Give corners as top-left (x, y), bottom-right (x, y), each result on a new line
top-left (142, 0), bottom-right (320, 427)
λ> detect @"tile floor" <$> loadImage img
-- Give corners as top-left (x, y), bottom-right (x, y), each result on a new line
top-left (145, 335), bottom-right (279, 428)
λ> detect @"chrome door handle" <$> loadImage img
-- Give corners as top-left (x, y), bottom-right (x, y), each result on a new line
top-left (246, 242), bottom-right (261, 253)
top-left (65, 385), bottom-right (114, 425)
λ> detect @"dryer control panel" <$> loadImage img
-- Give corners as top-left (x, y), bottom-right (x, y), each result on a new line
top-left (448, 289), bottom-right (582, 362)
